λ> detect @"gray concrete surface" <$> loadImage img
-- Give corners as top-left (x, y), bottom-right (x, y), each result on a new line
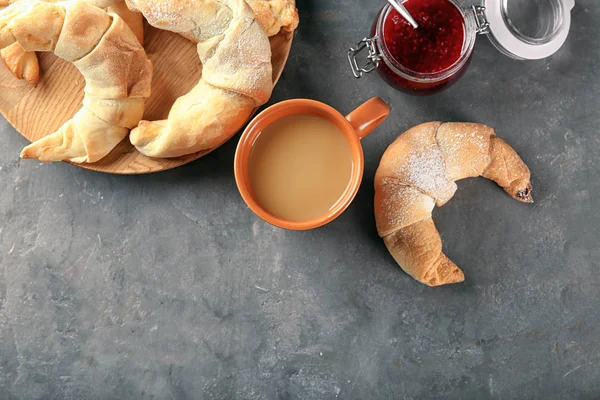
top-left (1, 1), bottom-right (599, 399)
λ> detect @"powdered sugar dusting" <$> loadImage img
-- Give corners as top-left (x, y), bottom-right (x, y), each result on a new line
top-left (377, 122), bottom-right (498, 231)
top-left (130, 0), bottom-right (272, 101)
top-left (436, 123), bottom-right (493, 180)
top-left (201, 16), bottom-right (273, 103)
top-left (376, 178), bottom-right (434, 236)
top-left (392, 144), bottom-right (455, 205)
top-left (124, 0), bottom-right (275, 156)
top-left (134, 1), bottom-right (187, 32)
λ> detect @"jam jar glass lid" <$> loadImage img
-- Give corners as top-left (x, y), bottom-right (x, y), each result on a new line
top-left (479, 0), bottom-right (574, 60)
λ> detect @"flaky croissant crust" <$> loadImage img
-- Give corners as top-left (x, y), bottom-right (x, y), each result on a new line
top-left (126, 0), bottom-right (275, 158)
top-left (0, 1), bottom-right (152, 162)
top-left (374, 122), bottom-right (533, 287)
top-left (0, 0), bottom-right (144, 87)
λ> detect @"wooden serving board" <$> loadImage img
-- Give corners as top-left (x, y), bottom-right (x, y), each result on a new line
top-left (0, 24), bottom-right (294, 174)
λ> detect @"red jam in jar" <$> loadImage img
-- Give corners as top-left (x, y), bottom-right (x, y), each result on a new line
top-left (374, 0), bottom-right (471, 94)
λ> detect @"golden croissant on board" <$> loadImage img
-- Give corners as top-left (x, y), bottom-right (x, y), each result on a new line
top-left (0, 0), bottom-right (295, 86)
top-left (374, 122), bottom-right (533, 287)
top-left (0, 0), bottom-right (144, 87)
top-left (0, 1), bottom-right (152, 162)
top-left (126, 0), bottom-right (277, 158)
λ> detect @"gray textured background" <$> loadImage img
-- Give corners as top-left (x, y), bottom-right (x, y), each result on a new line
top-left (1, 1), bottom-right (599, 399)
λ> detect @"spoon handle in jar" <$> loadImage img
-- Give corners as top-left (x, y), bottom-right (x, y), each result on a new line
top-left (386, 0), bottom-right (419, 29)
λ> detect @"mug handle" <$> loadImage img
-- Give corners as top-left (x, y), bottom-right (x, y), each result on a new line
top-left (345, 97), bottom-right (390, 139)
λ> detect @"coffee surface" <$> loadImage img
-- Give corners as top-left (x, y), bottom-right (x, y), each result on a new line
top-left (248, 114), bottom-right (354, 221)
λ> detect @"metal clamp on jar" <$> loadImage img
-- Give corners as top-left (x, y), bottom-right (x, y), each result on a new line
top-left (348, 0), bottom-right (575, 95)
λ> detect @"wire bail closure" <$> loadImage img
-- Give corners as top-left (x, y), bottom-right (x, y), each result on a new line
top-left (348, 37), bottom-right (382, 78)
top-left (472, 5), bottom-right (490, 34)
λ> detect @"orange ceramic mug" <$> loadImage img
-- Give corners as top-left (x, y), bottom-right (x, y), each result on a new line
top-left (234, 97), bottom-right (390, 230)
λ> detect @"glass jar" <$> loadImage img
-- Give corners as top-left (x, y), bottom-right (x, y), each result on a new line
top-left (348, 0), bottom-right (575, 95)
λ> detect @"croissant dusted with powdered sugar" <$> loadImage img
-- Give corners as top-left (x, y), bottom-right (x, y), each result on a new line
top-left (0, 1), bottom-right (152, 162)
top-left (0, 0), bottom-right (144, 87)
top-left (126, 0), bottom-right (275, 158)
top-left (375, 122), bottom-right (533, 287)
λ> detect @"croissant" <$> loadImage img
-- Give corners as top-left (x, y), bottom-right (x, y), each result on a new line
top-left (0, 0), bottom-right (143, 87)
top-left (0, 1), bottom-right (152, 162)
top-left (374, 122), bottom-right (533, 287)
top-left (126, 0), bottom-right (274, 158)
